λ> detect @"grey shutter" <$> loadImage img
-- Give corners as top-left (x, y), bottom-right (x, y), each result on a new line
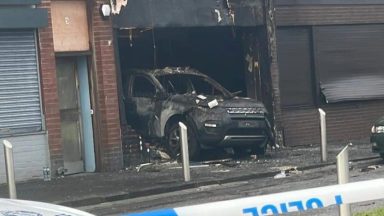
top-left (0, 30), bottom-right (42, 135)
top-left (277, 27), bottom-right (314, 108)
top-left (314, 25), bottom-right (384, 103)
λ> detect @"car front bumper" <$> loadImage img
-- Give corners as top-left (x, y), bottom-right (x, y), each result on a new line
top-left (197, 117), bottom-right (271, 149)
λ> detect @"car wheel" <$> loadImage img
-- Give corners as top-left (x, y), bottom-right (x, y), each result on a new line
top-left (165, 121), bottom-right (200, 160)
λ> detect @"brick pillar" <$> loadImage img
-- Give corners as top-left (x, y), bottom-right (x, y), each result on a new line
top-left (91, 0), bottom-right (123, 171)
top-left (38, 0), bottom-right (64, 174)
top-left (264, 0), bottom-right (284, 145)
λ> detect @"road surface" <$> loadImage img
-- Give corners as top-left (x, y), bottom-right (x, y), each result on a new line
top-left (80, 158), bottom-right (384, 216)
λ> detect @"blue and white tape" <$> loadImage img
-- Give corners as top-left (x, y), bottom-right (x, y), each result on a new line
top-left (124, 178), bottom-right (384, 216)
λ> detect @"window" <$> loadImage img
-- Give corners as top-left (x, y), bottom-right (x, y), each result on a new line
top-left (132, 76), bottom-right (156, 98)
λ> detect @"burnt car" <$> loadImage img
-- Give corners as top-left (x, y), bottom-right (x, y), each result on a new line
top-left (371, 116), bottom-right (384, 159)
top-left (124, 67), bottom-right (274, 159)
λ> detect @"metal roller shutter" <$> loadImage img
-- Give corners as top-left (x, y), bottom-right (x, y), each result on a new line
top-left (314, 25), bottom-right (384, 103)
top-left (277, 27), bottom-right (314, 108)
top-left (0, 30), bottom-right (42, 135)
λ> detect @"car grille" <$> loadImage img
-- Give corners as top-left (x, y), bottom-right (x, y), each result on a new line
top-left (226, 107), bottom-right (264, 114)
top-left (227, 128), bottom-right (266, 136)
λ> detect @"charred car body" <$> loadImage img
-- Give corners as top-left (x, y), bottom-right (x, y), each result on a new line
top-left (124, 67), bottom-right (274, 159)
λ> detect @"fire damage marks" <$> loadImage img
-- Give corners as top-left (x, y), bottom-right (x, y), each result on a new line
top-left (113, 0), bottom-right (277, 167)
top-left (116, 26), bottom-right (275, 166)
top-left (122, 67), bottom-right (274, 163)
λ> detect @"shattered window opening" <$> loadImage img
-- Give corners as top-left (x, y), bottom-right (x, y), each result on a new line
top-left (132, 76), bottom-right (156, 97)
top-left (157, 74), bottom-right (228, 97)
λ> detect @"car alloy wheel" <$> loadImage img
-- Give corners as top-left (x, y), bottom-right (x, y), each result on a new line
top-left (165, 121), bottom-right (200, 160)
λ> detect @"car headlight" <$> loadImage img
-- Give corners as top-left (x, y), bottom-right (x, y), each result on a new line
top-left (204, 123), bottom-right (217, 128)
top-left (204, 121), bottom-right (219, 128)
top-left (371, 126), bottom-right (384, 134)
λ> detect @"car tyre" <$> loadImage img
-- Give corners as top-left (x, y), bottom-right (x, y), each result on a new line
top-left (165, 121), bottom-right (200, 160)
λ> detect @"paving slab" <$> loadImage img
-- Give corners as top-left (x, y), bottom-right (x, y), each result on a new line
top-left (0, 140), bottom-right (379, 207)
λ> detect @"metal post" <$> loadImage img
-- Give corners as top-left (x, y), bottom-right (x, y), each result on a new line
top-left (336, 143), bottom-right (352, 216)
top-left (179, 122), bottom-right (190, 182)
top-left (319, 108), bottom-right (327, 162)
top-left (3, 140), bottom-right (17, 199)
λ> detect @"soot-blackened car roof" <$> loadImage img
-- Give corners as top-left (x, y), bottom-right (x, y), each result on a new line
top-left (129, 67), bottom-right (207, 77)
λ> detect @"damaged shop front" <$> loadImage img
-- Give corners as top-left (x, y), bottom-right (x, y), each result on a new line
top-left (111, 0), bottom-right (274, 166)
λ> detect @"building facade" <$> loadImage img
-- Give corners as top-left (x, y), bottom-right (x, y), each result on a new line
top-left (0, 0), bottom-right (49, 183)
top-left (0, 0), bottom-right (123, 182)
top-left (273, 0), bottom-right (384, 146)
top-left (38, 0), bottom-right (123, 176)
top-left (3, 0), bottom-right (383, 182)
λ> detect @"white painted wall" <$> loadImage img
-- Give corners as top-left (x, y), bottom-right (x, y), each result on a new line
top-left (0, 133), bottom-right (50, 183)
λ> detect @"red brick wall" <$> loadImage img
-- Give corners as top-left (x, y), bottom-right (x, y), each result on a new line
top-left (37, 0), bottom-right (123, 173)
top-left (281, 101), bottom-right (384, 146)
top-left (91, 0), bottom-right (123, 171)
top-left (37, 0), bottom-right (63, 173)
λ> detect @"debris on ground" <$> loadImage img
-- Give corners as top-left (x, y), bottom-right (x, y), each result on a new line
top-left (274, 171), bottom-right (287, 179)
top-left (211, 169), bottom-right (231, 173)
top-left (136, 163), bottom-right (152, 172)
top-left (272, 143), bottom-right (280, 150)
top-left (360, 165), bottom-right (381, 172)
top-left (273, 166), bottom-right (303, 179)
top-left (201, 158), bottom-right (239, 167)
top-left (250, 155), bottom-right (257, 160)
top-left (286, 167), bottom-right (303, 175)
top-left (136, 163), bottom-right (161, 172)
top-left (156, 150), bottom-right (171, 160)
top-left (168, 164), bottom-right (210, 169)
top-left (202, 158), bottom-right (232, 165)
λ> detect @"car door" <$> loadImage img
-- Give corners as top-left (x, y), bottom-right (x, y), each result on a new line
top-left (126, 75), bottom-right (157, 136)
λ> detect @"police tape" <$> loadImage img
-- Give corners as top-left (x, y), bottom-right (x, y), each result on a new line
top-left (124, 178), bottom-right (384, 216)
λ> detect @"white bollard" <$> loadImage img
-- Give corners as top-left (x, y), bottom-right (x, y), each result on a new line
top-left (179, 122), bottom-right (190, 182)
top-left (336, 143), bottom-right (352, 216)
top-left (319, 108), bottom-right (327, 162)
top-left (3, 140), bottom-right (17, 199)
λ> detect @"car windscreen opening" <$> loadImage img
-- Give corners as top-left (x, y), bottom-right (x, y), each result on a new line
top-left (157, 74), bottom-right (227, 97)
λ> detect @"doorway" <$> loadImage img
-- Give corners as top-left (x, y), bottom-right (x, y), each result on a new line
top-left (118, 27), bottom-right (249, 96)
top-left (56, 56), bottom-right (95, 174)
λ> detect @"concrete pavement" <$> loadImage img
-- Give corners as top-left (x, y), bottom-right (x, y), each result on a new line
top-left (0, 140), bottom-right (379, 208)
